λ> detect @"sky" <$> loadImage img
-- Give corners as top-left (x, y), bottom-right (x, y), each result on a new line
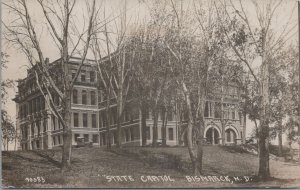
top-left (1, 0), bottom-right (299, 150)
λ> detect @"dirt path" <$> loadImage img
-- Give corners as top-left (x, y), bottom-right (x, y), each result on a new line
top-left (270, 159), bottom-right (300, 179)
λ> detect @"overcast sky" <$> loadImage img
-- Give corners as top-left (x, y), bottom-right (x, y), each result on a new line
top-left (1, 0), bottom-right (299, 149)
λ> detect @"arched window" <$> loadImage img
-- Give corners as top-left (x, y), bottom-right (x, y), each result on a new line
top-left (72, 89), bottom-right (78, 104)
top-left (82, 90), bottom-right (87, 104)
top-left (225, 128), bottom-right (237, 143)
top-left (90, 91), bottom-right (96, 105)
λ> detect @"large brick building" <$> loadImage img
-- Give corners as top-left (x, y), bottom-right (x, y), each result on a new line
top-left (14, 57), bottom-right (246, 150)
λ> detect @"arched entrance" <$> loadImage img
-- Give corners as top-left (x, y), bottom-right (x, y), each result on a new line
top-left (205, 127), bottom-right (220, 145)
top-left (225, 128), bottom-right (237, 144)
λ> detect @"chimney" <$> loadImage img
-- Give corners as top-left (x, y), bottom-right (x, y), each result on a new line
top-left (45, 57), bottom-right (49, 64)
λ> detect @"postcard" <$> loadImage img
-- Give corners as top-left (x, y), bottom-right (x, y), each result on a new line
top-left (1, 0), bottom-right (300, 189)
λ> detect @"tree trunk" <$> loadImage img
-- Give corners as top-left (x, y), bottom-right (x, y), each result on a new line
top-left (61, 46), bottom-right (72, 171)
top-left (3, 138), bottom-right (6, 151)
top-left (161, 106), bottom-right (167, 146)
top-left (243, 110), bottom-right (247, 144)
top-left (221, 76), bottom-right (225, 145)
top-left (182, 82), bottom-right (199, 174)
top-left (6, 138), bottom-right (9, 151)
top-left (278, 131), bottom-right (283, 157)
top-left (278, 123), bottom-right (283, 157)
top-left (14, 128), bottom-right (17, 150)
top-left (62, 90), bottom-right (72, 171)
top-left (152, 107), bottom-right (159, 146)
top-left (141, 102), bottom-right (147, 146)
top-left (116, 112), bottom-right (122, 148)
top-left (105, 94), bottom-right (111, 149)
top-left (195, 90), bottom-right (205, 174)
top-left (177, 104), bottom-right (183, 146)
top-left (221, 122), bottom-right (225, 145)
top-left (257, 52), bottom-right (270, 179)
top-left (116, 90), bottom-right (123, 148)
top-left (195, 120), bottom-right (204, 174)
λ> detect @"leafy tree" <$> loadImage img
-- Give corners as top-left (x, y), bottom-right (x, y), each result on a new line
top-left (217, 0), bottom-right (295, 179)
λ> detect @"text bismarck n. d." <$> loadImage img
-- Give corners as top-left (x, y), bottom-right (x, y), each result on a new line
top-left (101, 175), bottom-right (252, 184)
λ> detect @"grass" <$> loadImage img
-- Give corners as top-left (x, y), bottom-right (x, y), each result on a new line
top-left (2, 145), bottom-right (300, 188)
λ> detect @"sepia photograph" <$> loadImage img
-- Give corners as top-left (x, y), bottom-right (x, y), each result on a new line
top-left (1, 0), bottom-right (300, 188)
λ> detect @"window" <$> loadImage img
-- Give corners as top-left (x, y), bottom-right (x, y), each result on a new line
top-left (52, 93), bottom-right (59, 106)
top-left (29, 101), bottom-right (32, 114)
top-left (167, 111), bottom-right (173, 121)
top-left (84, 134), bottom-right (89, 142)
top-left (204, 101), bottom-right (209, 117)
top-left (112, 132), bottom-right (116, 145)
top-left (101, 112), bottom-right (107, 127)
top-left (92, 114), bottom-right (97, 128)
top-left (239, 112), bottom-right (242, 125)
top-left (130, 128), bottom-right (134, 141)
top-left (43, 119), bottom-right (47, 132)
top-left (99, 91), bottom-right (103, 102)
top-left (73, 113), bottom-right (79, 127)
top-left (25, 126), bottom-right (28, 139)
top-left (146, 109), bottom-right (150, 119)
top-left (209, 102), bottom-right (213, 117)
top-left (31, 124), bottom-right (34, 135)
top-left (83, 113), bottom-right (88, 127)
top-left (214, 103), bottom-right (221, 118)
top-left (37, 121), bottom-right (40, 136)
top-left (90, 71), bottom-right (95, 82)
top-left (19, 106), bottom-right (23, 118)
top-left (92, 134), bottom-right (99, 143)
top-left (224, 110), bottom-right (228, 119)
top-left (32, 99), bottom-right (36, 113)
top-left (90, 91), bottom-right (96, 105)
top-left (111, 108), bottom-right (117, 124)
top-left (81, 70), bottom-right (86, 82)
top-left (160, 110), bottom-right (166, 121)
top-left (232, 111), bottom-right (236, 120)
top-left (41, 98), bottom-right (45, 110)
top-left (205, 102), bottom-right (213, 117)
top-left (73, 89), bottom-right (78, 104)
top-left (72, 72), bottom-right (76, 80)
top-left (36, 97), bottom-right (40, 111)
top-left (226, 130), bottom-right (231, 142)
top-left (52, 116), bottom-right (56, 130)
top-left (58, 135), bottom-right (61, 145)
top-left (82, 90), bottom-right (87, 104)
top-left (168, 128), bottom-right (174, 140)
top-left (102, 133), bottom-right (106, 145)
top-left (146, 126), bottom-right (151, 140)
top-left (125, 129), bottom-right (130, 142)
top-left (19, 106), bottom-right (24, 118)
top-left (74, 134), bottom-right (80, 142)
top-left (36, 140), bottom-right (40, 149)
top-left (124, 110), bottom-right (129, 121)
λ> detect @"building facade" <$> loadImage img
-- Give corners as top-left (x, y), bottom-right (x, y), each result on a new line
top-left (14, 57), bottom-right (246, 150)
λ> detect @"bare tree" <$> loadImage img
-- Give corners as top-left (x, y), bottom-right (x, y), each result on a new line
top-left (160, 0), bottom-right (230, 174)
top-left (3, 0), bottom-right (98, 170)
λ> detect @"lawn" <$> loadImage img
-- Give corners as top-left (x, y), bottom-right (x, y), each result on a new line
top-left (2, 145), bottom-right (300, 188)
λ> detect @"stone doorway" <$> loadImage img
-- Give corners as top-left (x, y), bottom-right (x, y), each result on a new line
top-left (205, 127), bottom-right (220, 145)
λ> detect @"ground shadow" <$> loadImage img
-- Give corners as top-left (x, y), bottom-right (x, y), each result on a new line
top-left (31, 150), bottom-right (62, 168)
